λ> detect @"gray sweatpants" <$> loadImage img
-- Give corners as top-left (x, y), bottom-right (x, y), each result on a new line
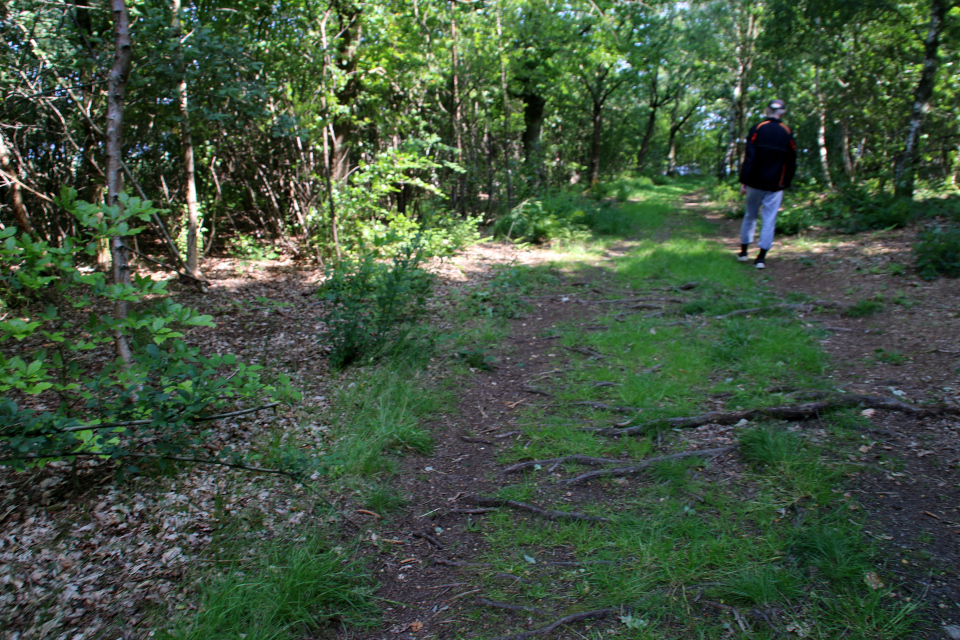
top-left (740, 187), bottom-right (783, 251)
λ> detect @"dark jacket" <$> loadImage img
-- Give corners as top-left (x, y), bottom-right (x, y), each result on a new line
top-left (739, 117), bottom-right (797, 192)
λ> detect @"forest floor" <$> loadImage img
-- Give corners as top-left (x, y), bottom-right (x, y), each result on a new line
top-left (2, 182), bottom-right (960, 640)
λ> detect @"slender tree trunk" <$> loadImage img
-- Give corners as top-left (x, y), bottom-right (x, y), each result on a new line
top-left (322, 123), bottom-right (340, 261)
top-left (814, 67), bottom-right (833, 190)
top-left (666, 128), bottom-right (678, 177)
top-left (0, 132), bottom-right (33, 236)
top-left (171, 0), bottom-right (202, 278)
top-left (495, 10), bottom-right (514, 205)
top-left (450, 0), bottom-right (464, 212)
top-left (589, 98), bottom-right (603, 185)
top-left (636, 107), bottom-right (657, 172)
top-left (106, 0), bottom-right (133, 365)
top-left (840, 120), bottom-right (855, 179)
top-left (894, 0), bottom-right (947, 197)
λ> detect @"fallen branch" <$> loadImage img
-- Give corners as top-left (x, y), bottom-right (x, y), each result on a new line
top-left (413, 531), bottom-right (444, 550)
top-left (490, 608), bottom-right (617, 640)
top-left (520, 386), bottom-right (553, 398)
top-left (478, 598), bottom-right (551, 617)
top-left (55, 402), bottom-right (281, 434)
top-left (460, 435), bottom-right (495, 445)
top-left (566, 346), bottom-right (605, 358)
top-left (592, 394), bottom-right (959, 437)
top-left (584, 297), bottom-right (680, 305)
top-left (450, 508), bottom-right (498, 514)
top-left (501, 455), bottom-right (627, 475)
top-left (560, 446), bottom-right (738, 485)
top-left (462, 495), bottom-right (609, 523)
top-left (701, 600), bottom-right (749, 633)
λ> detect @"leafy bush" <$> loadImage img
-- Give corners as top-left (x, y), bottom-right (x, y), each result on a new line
top-left (491, 193), bottom-right (631, 244)
top-left (0, 190), bottom-right (282, 472)
top-left (318, 238), bottom-right (434, 369)
top-left (776, 207), bottom-right (816, 234)
top-left (914, 225), bottom-right (960, 280)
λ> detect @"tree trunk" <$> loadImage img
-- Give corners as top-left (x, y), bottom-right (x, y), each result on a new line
top-left (0, 132), bottom-right (33, 236)
top-left (814, 67), bottom-right (833, 190)
top-left (840, 120), bottom-right (855, 180)
top-left (666, 128), bottom-right (678, 177)
top-left (521, 93), bottom-right (546, 165)
top-left (636, 107), bottom-right (657, 172)
top-left (106, 0), bottom-right (133, 365)
top-left (589, 98), bottom-right (603, 185)
top-left (496, 10), bottom-right (515, 204)
top-left (450, 0), bottom-right (464, 212)
top-left (894, 0), bottom-right (947, 198)
top-left (171, 0), bottom-right (202, 278)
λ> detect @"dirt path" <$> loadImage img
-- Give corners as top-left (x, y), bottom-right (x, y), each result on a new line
top-left (344, 196), bottom-right (960, 640)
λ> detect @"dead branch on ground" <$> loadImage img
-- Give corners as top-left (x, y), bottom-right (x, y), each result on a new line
top-left (590, 394), bottom-right (959, 437)
top-left (501, 454), bottom-right (628, 475)
top-left (490, 608), bottom-right (617, 640)
top-left (462, 495), bottom-right (610, 523)
top-left (478, 598), bottom-right (551, 616)
top-left (560, 446), bottom-right (738, 485)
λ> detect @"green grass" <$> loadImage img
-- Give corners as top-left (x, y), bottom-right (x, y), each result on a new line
top-left (458, 179), bottom-right (918, 639)
top-left (158, 536), bottom-right (378, 640)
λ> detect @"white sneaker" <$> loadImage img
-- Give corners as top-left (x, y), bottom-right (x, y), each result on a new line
top-left (754, 259), bottom-right (765, 269)
top-left (737, 252), bottom-right (749, 262)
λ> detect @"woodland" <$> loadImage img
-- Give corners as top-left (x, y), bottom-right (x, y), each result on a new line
top-left (2, 0), bottom-right (960, 638)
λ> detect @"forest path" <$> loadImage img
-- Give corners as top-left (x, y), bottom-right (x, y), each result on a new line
top-left (344, 190), bottom-right (960, 640)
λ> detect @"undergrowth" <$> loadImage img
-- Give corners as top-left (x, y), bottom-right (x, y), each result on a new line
top-left (158, 536), bottom-right (378, 640)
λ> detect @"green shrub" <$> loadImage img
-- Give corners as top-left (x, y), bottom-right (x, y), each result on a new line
top-left (491, 193), bottom-right (631, 244)
top-left (0, 190), bottom-right (282, 472)
top-left (914, 225), bottom-right (960, 280)
top-left (776, 207), bottom-right (816, 235)
top-left (318, 238), bottom-right (434, 369)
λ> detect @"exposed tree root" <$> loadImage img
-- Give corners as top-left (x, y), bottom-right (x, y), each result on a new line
top-left (501, 455), bottom-right (629, 475)
top-left (591, 394), bottom-right (960, 437)
top-left (478, 598), bottom-right (551, 617)
top-left (490, 608), bottom-right (617, 640)
top-left (560, 446), bottom-right (738, 485)
top-left (460, 435), bottom-right (495, 445)
top-left (461, 495), bottom-right (610, 523)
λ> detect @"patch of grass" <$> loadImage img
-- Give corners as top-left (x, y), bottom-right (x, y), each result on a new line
top-left (739, 425), bottom-right (804, 468)
top-left (873, 348), bottom-right (907, 365)
top-left (453, 347), bottom-right (497, 370)
top-left (324, 362), bottom-right (443, 477)
top-left (364, 484), bottom-right (408, 515)
top-left (915, 224), bottom-right (960, 280)
top-left (844, 298), bottom-right (885, 317)
top-left (159, 536), bottom-right (378, 640)
top-left (458, 180), bottom-right (915, 639)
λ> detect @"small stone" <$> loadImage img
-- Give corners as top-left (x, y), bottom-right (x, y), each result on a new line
top-left (943, 625), bottom-right (960, 640)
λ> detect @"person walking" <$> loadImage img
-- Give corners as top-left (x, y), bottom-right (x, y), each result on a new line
top-left (737, 99), bottom-right (797, 269)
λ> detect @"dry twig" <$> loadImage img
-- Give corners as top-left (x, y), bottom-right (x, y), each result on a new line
top-left (560, 446), bottom-right (738, 485)
top-left (462, 496), bottom-right (609, 523)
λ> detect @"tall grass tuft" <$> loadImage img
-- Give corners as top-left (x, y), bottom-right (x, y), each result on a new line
top-left (160, 537), bottom-right (377, 640)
